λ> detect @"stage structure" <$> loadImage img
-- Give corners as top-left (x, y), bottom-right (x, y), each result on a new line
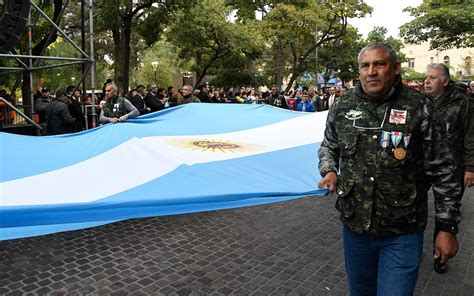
top-left (0, 0), bottom-right (97, 127)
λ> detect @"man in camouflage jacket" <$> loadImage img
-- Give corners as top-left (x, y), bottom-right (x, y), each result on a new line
top-left (317, 43), bottom-right (460, 295)
top-left (424, 63), bottom-right (474, 273)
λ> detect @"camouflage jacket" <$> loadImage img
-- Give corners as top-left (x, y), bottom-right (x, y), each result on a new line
top-left (427, 83), bottom-right (474, 173)
top-left (425, 82), bottom-right (474, 232)
top-left (318, 79), bottom-right (433, 236)
top-left (178, 95), bottom-right (201, 105)
top-left (102, 96), bottom-right (126, 118)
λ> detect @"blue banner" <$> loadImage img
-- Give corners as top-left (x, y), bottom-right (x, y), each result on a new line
top-left (0, 104), bottom-right (328, 240)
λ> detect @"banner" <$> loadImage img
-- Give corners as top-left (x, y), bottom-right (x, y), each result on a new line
top-left (0, 104), bottom-right (328, 240)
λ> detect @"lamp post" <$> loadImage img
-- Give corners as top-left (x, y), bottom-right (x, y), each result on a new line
top-left (151, 61), bottom-right (158, 85)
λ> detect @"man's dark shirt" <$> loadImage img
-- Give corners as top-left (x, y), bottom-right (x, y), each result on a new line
top-left (197, 92), bottom-right (212, 103)
top-left (68, 96), bottom-right (85, 132)
top-left (144, 91), bottom-right (164, 112)
top-left (130, 94), bottom-right (150, 115)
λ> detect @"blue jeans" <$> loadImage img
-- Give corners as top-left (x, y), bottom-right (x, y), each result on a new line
top-left (343, 226), bottom-right (423, 296)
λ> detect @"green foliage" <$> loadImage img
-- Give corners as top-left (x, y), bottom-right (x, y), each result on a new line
top-left (318, 25), bottom-right (363, 84)
top-left (253, 0), bottom-right (372, 91)
top-left (132, 39), bottom-right (192, 88)
top-left (400, 0), bottom-right (474, 50)
top-left (402, 68), bottom-right (427, 81)
top-left (365, 26), bottom-right (407, 63)
top-left (166, 0), bottom-right (259, 87)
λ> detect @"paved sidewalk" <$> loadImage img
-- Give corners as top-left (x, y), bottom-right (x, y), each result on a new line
top-left (1, 188), bottom-right (473, 295)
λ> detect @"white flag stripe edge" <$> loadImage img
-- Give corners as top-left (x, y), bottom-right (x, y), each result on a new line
top-left (1, 112), bottom-right (327, 207)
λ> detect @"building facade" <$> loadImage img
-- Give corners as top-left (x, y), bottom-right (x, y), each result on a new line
top-left (401, 42), bottom-right (473, 80)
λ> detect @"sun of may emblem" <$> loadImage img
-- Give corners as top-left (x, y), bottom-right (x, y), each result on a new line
top-left (166, 138), bottom-right (258, 153)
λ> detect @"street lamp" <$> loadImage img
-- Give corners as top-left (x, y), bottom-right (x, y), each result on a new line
top-left (151, 61), bottom-right (158, 85)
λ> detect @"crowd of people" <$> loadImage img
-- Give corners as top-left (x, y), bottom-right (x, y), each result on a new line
top-left (1, 42), bottom-right (474, 295)
top-left (27, 79), bottom-right (355, 135)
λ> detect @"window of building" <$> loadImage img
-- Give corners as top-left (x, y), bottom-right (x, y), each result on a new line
top-left (408, 58), bottom-right (415, 68)
top-left (430, 57), bottom-right (434, 63)
top-left (443, 56), bottom-right (450, 65)
top-left (465, 56), bottom-right (472, 75)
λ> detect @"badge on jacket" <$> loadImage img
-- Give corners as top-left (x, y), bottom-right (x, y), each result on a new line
top-left (389, 109), bottom-right (407, 124)
top-left (345, 109), bottom-right (363, 120)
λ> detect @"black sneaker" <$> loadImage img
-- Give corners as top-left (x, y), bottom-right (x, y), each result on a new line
top-left (434, 257), bottom-right (448, 274)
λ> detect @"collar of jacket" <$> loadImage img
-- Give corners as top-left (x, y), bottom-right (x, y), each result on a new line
top-left (354, 75), bottom-right (403, 105)
top-left (428, 81), bottom-right (463, 108)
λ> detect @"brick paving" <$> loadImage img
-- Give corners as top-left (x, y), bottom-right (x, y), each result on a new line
top-left (1, 188), bottom-right (473, 295)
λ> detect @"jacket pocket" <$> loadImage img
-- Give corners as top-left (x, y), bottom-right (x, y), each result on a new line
top-left (339, 140), bottom-right (357, 158)
top-left (335, 179), bottom-right (355, 219)
top-left (378, 182), bottom-right (417, 226)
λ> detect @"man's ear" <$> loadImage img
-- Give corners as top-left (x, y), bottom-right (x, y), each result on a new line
top-left (443, 78), bottom-right (450, 88)
top-left (394, 62), bottom-right (401, 75)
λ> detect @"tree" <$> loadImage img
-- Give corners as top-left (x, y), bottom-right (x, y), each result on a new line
top-left (317, 25), bottom-right (363, 86)
top-left (259, 0), bottom-right (371, 92)
top-left (94, 0), bottom-right (193, 92)
top-left (365, 26), bottom-right (406, 63)
top-left (402, 68), bottom-right (426, 82)
top-left (166, 0), bottom-right (259, 88)
top-left (400, 0), bottom-right (474, 50)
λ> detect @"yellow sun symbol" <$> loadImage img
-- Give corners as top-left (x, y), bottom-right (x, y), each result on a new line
top-left (165, 138), bottom-right (259, 153)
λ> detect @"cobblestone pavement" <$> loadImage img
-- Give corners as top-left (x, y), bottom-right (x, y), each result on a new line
top-left (1, 188), bottom-right (473, 295)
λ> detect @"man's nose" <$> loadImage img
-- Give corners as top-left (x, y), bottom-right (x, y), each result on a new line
top-left (367, 64), bottom-right (377, 76)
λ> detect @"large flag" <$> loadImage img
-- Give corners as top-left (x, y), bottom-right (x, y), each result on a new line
top-left (0, 103), bottom-right (328, 240)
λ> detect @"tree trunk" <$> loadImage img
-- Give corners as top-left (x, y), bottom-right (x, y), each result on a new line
top-left (275, 39), bottom-right (284, 89)
top-left (121, 17), bottom-right (132, 92)
top-left (285, 69), bottom-right (300, 94)
top-left (112, 28), bottom-right (123, 93)
top-left (246, 56), bottom-right (253, 75)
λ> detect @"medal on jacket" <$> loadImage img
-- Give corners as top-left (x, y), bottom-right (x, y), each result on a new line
top-left (380, 131), bottom-right (390, 159)
top-left (403, 134), bottom-right (411, 148)
top-left (391, 131), bottom-right (406, 160)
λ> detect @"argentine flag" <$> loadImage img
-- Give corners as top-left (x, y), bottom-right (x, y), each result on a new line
top-left (0, 104), bottom-right (328, 240)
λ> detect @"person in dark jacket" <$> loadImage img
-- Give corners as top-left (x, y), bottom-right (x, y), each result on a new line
top-left (99, 82), bottom-right (139, 124)
top-left (196, 83), bottom-right (212, 103)
top-left (317, 43), bottom-right (457, 295)
top-left (35, 87), bottom-right (53, 126)
top-left (424, 63), bottom-right (474, 273)
top-left (144, 85), bottom-right (167, 112)
top-left (45, 89), bottom-right (75, 135)
top-left (66, 85), bottom-right (86, 132)
top-left (129, 85), bottom-right (151, 115)
top-left (266, 86), bottom-right (288, 109)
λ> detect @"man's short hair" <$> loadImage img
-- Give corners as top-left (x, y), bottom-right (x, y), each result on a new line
top-left (427, 63), bottom-right (451, 80)
top-left (106, 82), bottom-right (119, 91)
top-left (358, 43), bottom-right (398, 67)
top-left (56, 89), bottom-right (67, 98)
top-left (197, 84), bottom-right (208, 91)
top-left (66, 85), bottom-right (76, 93)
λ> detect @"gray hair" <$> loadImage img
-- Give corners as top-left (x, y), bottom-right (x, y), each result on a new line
top-left (106, 82), bottom-right (118, 91)
top-left (427, 63), bottom-right (451, 79)
top-left (358, 43), bottom-right (398, 67)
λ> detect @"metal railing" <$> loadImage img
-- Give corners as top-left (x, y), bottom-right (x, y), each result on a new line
top-left (0, 97), bottom-right (42, 130)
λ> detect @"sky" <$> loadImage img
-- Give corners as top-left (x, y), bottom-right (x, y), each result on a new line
top-left (349, 0), bottom-right (423, 38)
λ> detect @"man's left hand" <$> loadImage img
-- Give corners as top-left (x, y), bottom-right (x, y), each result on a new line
top-left (464, 171), bottom-right (474, 187)
top-left (434, 231), bottom-right (459, 264)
